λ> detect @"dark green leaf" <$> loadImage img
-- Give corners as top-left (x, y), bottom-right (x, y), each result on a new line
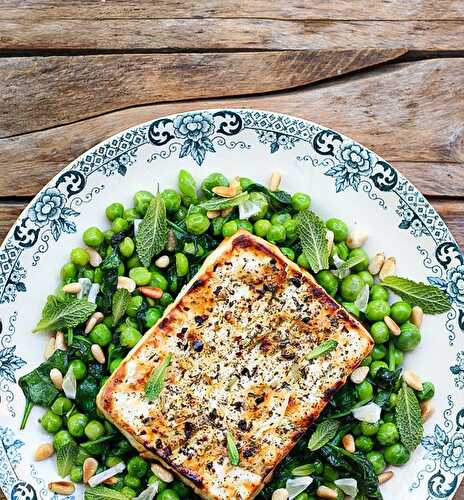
top-left (75, 375), bottom-right (100, 418)
top-left (381, 276), bottom-right (452, 314)
top-left (305, 340), bottom-right (338, 361)
top-left (291, 464), bottom-right (316, 477)
top-left (396, 381), bottom-right (423, 451)
top-left (244, 183), bottom-right (292, 207)
top-left (80, 434), bottom-right (117, 455)
top-left (112, 288), bottom-right (130, 326)
top-left (226, 431), bottom-right (240, 466)
top-left (297, 209), bottom-right (329, 274)
top-left (145, 353), bottom-right (172, 401)
top-left (69, 335), bottom-right (93, 362)
top-left (56, 441), bottom-right (78, 477)
top-left (198, 192), bottom-right (249, 211)
top-left (84, 486), bottom-right (127, 500)
top-left (307, 420), bottom-right (340, 451)
top-left (99, 252), bottom-right (121, 313)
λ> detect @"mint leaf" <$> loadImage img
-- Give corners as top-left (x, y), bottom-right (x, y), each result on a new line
top-left (145, 353), bottom-right (172, 401)
top-left (334, 254), bottom-right (366, 275)
top-left (292, 464), bottom-right (316, 477)
top-left (381, 276), bottom-right (451, 314)
top-left (307, 420), bottom-right (340, 451)
top-left (56, 441), bottom-right (78, 477)
top-left (297, 209), bottom-right (329, 273)
top-left (226, 430), bottom-right (240, 466)
top-left (198, 192), bottom-right (249, 211)
top-left (136, 192), bottom-right (168, 267)
top-left (396, 381), bottom-right (423, 451)
top-left (84, 486), bottom-right (127, 500)
top-left (305, 340), bottom-right (338, 360)
top-left (33, 295), bottom-right (97, 332)
top-left (112, 288), bottom-right (130, 326)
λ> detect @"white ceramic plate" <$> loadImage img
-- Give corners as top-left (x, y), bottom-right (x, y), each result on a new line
top-left (0, 109), bottom-right (463, 500)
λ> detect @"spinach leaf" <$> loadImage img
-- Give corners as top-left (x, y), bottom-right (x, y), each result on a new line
top-left (374, 367), bottom-right (402, 390)
top-left (244, 183), bottom-right (292, 208)
top-left (99, 252), bottom-right (121, 313)
top-left (75, 375), bottom-right (99, 418)
top-left (69, 335), bottom-right (93, 362)
top-left (81, 434), bottom-right (118, 456)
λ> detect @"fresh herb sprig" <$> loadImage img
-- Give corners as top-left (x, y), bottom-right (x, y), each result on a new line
top-left (56, 441), bottom-right (78, 477)
top-left (226, 431), bottom-right (240, 466)
top-left (305, 340), bottom-right (338, 360)
top-left (112, 288), bottom-right (130, 326)
top-left (84, 486), bottom-right (127, 500)
top-left (297, 209), bottom-right (329, 274)
top-left (145, 353), bottom-right (172, 401)
top-left (198, 192), bottom-right (249, 211)
top-left (307, 420), bottom-right (340, 451)
top-left (396, 381), bottom-right (423, 451)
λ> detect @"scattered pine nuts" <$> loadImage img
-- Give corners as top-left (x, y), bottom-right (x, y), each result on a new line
top-left (379, 256), bottom-right (396, 281)
top-left (62, 282), bottom-right (81, 294)
top-left (34, 443), bottom-right (54, 461)
top-left (221, 207), bottom-right (234, 217)
top-left (411, 305), bottom-right (423, 327)
top-left (346, 229), bottom-right (368, 249)
top-left (138, 286), bottom-right (163, 299)
top-left (212, 185), bottom-right (238, 198)
top-left (316, 485), bottom-right (338, 499)
top-left (268, 171), bottom-right (281, 192)
top-left (48, 481), bottom-right (75, 495)
top-left (55, 331), bottom-right (67, 351)
top-left (271, 489), bottom-right (289, 500)
top-left (342, 433), bottom-right (355, 453)
top-left (384, 316), bottom-right (401, 336)
top-left (86, 247), bottom-right (102, 267)
top-left (91, 344), bottom-right (105, 364)
top-left (44, 336), bottom-right (56, 360)
top-left (421, 400), bottom-right (435, 421)
top-left (326, 230), bottom-right (334, 254)
top-left (368, 251), bottom-right (385, 275)
top-left (155, 255), bottom-right (170, 268)
top-left (49, 368), bottom-right (63, 390)
top-left (207, 210), bottom-right (221, 219)
top-left (85, 311), bottom-right (104, 334)
top-left (83, 457), bottom-right (98, 483)
top-left (403, 370), bottom-right (423, 391)
top-left (117, 276), bottom-right (136, 293)
top-left (350, 366), bottom-right (369, 384)
top-left (103, 476), bottom-right (119, 485)
top-left (378, 470), bottom-right (394, 484)
top-left (151, 463), bottom-right (174, 483)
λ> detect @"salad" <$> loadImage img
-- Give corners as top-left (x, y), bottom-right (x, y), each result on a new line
top-left (19, 170), bottom-right (451, 500)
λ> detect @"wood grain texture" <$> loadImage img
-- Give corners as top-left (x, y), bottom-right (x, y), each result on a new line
top-left (1, 19), bottom-right (463, 52)
top-left (0, 49), bottom-right (406, 137)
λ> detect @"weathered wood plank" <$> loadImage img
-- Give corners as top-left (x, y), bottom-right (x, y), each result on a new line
top-left (1, 1), bottom-right (463, 21)
top-left (1, 19), bottom-right (463, 52)
top-left (0, 49), bottom-right (406, 137)
top-left (1, 59), bottom-right (463, 179)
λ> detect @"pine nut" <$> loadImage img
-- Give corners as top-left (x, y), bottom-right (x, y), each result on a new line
top-left (151, 463), bottom-right (174, 483)
top-left (49, 368), bottom-right (63, 390)
top-left (384, 316), bottom-right (401, 336)
top-left (368, 252), bottom-right (385, 275)
top-left (86, 247), bottom-right (102, 267)
top-left (379, 256), bottom-right (396, 281)
top-left (62, 282), bottom-right (81, 294)
top-left (378, 470), bottom-right (394, 484)
top-left (316, 485), bottom-right (338, 499)
top-left (48, 481), bottom-right (75, 495)
top-left (55, 331), bottom-right (67, 351)
top-left (44, 336), bottom-right (56, 360)
top-left (117, 276), bottom-right (136, 293)
top-left (103, 476), bottom-right (119, 485)
top-left (411, 306), bottom-right (423, 327)
top-left (34, 443), bottom-right (54, 461)
top-left (342, 433), bottom-right (355, 453)
top-left (421, 400), bottom-right (435, 421)
top-left (221, 207), bottom-right (233, 217)
top-left (350, 366), bottom-right (369, 384)
top-left (346, 229), bottom-right (368, 249)
top-left (85, 311), bottom-right (104, 334)
top-left (138, 286), bottom-right (163, 299)
top-left (155, 255), bottom-right (170, 268)
top-left (165, 230), bottom-right (177, 252)
top-left (91, 344), bottom-right (105, 364)
top-left (212, 185), bottom-right (238, 198)
top-left (326, 230), bottom-right (334, 254)
top-left (403, 370), bottom-right (423, 391)
top-left (268, 171), bottom-right (281, 192)
top-left (207, 210), bottom-right (221, 219)
top-left (271, 489), bottom-right (289, 500)
top-left (83, 457), bottom-right (98, 483)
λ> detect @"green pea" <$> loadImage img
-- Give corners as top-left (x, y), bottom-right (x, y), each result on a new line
top-left (340, 274), bottom-right (364, 302)
top-left (201, 172), bottom-right (229, 196)
top-left (394, 349), bottom-right (404, 366)
top-left (390, 301), bottom-right (412, 325)
top-left (366, 299), bottom-right (390, 322)
top-left (89, 323), bottom-right (112, 347)
top-left (325, 218), bottom-right (348, 242)
top-left (134, 190), bottom-right (154, 216)
top-left (371, 344), bottom-right (387, 360)
top-left (254, 219), bottom-right (271, 237)
top-left (323, 464), bottom-right (339, 481)
top-left (370, 321), bottom-right (390, 344)
top-left (127, 456), bottom-right (148, 478)
top-left (178, 170), bottom-right (197, 206)
top-left (93, 267), bottom-right (103, 284)
top-left (127, 296), bottom-right (143, 317)
top-left (70, 465), bottom-right (83, 483)
top-left (121, 486), bottom-right (137, 498)
top-left (186, 213), bottom-right (210, 235)
top-left (370, 284), bottom-right (389, 301)
top-left (145, 307), bottom-right (163, 328)
top-left (41, 410), bottom-right (63, 433)
top-left (291, 192), bottom-right (311, 211)
top-left (70, 247), bottom-right (89, 267)
top-left (124, 208), bottom-right (140, 224)
top-left (82, 226), bottom-right (104, 248)
top-left (370, 360), bottom-right (389, 377)
top-left (357, 380), bottom-right (374, 401)
top-left (120, 326), bottom-right (142, 348)
top-left (316, 270), bottom-right (339, 296)
top-left (367, 451), bottom-right (386, 474)
top-left (267, 224), bottom-right (286, 243)
top-left (393, 322), bottom-right (421, 351)
top-left (129, 266), bottom-right (152, 286)
top-left (122, 475), bottom-right (141, 490)
top-left (236, 219), bottom-right (254, 233)
top-left (334, 241), bottom-right (350, 260)
top-left (160, 292), bottom-right (173, 306)
top-left (51, 396), bottom-right (72, 416)
top-left (106, 456), bottom-right (124, 468)
top-left (376, 422), bottom-right (399, 446)
top-left (112, 217), bottom-right (129, 234)
top-left (211, 216), bottom-right (225, 236)
top-left (417, 381), bottom-right (435, 401)
top-left (348, 248), bottom-right (369, 272)
top-left (156, 490), bottom-right (180, 500)
top-left (283, 219), bottom-right (298, 242)
top-left (360, 355), bottom-right (372, 367)
top-left (106, 202), bottom-right (124, 221)
top-left (150, 271), bottom-right (168, 291)
top-left (297, 253), bottom-right (310, 269)
top-left (248, 192), bottom-right (269, 221)
top-left (110, 357), bottom-right (124, 373)
top-left (104, 229), bottom-right (115, 243)
top-left (357, 270), bottom-right (374, 288)
top-left (80, 268), bottom-right (95, 282)
top-left (61, 262), bottom-right (77, 280)
top-left (148, 475), bottom-right (167, 492)
top-left (119, 237), bottom-right (135, 258)
top-left (67, 413), bottom-right (89, 437)
top-left (388, 393), bottom-right (398, 409)
top-left (183, 241), bottom-right (204, 257)
top-left (171, 480), bottom-right (191, 497)
top-left (70, 359), bottom-right (87, 380)
top-left (342, 302), bottom-right (360, 317)
top-left (280, 247), bottom-right (295, 261)
top-left (270, 212), bottom-right (291, 226)
top-left (175, 253), bottom-right (189, 277)
top-left (222, 220), bottom-right (239, 237)
top-left (84, 420), bottom-right (105, 441)
top-left (53, 430), bottom-right (75, 450)
top-left (384, 443), bottom-right (410, 465)
top-left (355, 435), bottom-right (374, 452)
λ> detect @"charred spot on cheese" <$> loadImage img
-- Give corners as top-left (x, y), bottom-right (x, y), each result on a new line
top-left (97, 230), bottom-right (373, 500)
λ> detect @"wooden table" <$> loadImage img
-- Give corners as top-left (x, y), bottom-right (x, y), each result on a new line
top-left (0, 1), bottom-right (462, 498)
